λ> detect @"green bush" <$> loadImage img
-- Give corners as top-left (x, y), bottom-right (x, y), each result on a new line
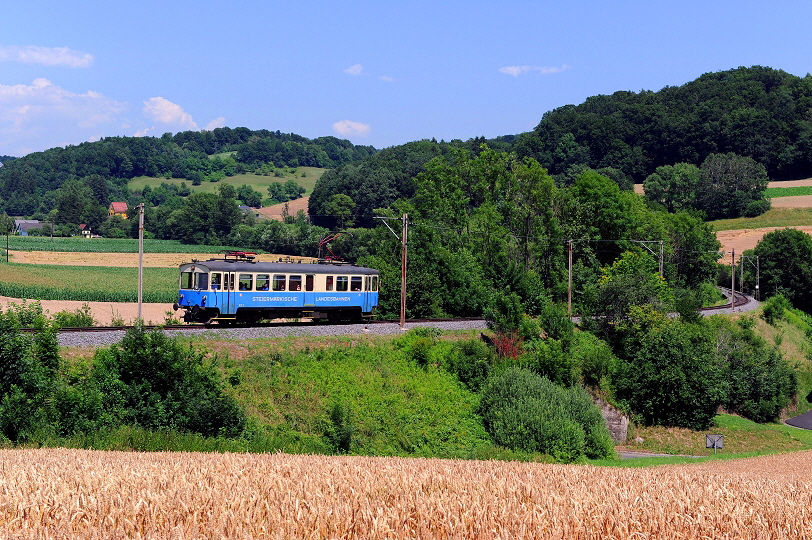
top-left (477, 367), bottom-right (614, 463)
top-left (445, 338), bottom-right (495, 392)
top-left (613, 319), bottom-right (725, 430)
top-left (58, 325), bottom-right (246, 438)
top-left (762, 294), bottom-right (791, 325)
top-left (714, 319), bottom-right (797, 423)
top-left (325, 401), bottom-right (354, 454)
top-left (569, 331), bottom-right (618, 389)
top-left (395, 327), bottom-right (442, 368)
top-left (53, 304), bottom-right (96, 328)
top-left (0, 310), bottom-right (60, 441)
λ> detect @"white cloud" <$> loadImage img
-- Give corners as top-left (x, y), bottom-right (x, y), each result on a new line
top-left (204, 116), bottom-right (226, 131)
top-left (378, 75), bottom-right (395, 82)
top-left (332, 120), bottom-right (370, 137)
top-left (344, 63), bottom-right (365, 76)
top-left (142, 97), bottom-right (198, 130)
top-left (0, 45), bottom-right (94, 68)
top-left (499, 64), bottom-right (571, 77)
top-left (0, 79), bottom-right (127, 154)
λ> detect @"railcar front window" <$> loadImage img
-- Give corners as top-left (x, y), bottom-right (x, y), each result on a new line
top-left (256, 274), bottom-right (270, 291)
top-left (195, 272), bottom-right (209, 290)
top-left (371, 276), bottom-right (379, 291)
top-left (273, 274), bottom-right (286, 291)
top-left (181, 271), bottom-right (193, 289)
top-left (211, 273), bottom-right (222, 290)
top-left (351, 276), bottom-right (362, 291)
top-left (336, 276), bottom-right (349, 292)
top-left (326, 276), bottom-right (334, 291)
top-left (238, 274), bottom-right (253, 291)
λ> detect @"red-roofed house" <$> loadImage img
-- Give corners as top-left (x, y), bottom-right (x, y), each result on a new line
top-left (108, 202), bottom-right (129, 219)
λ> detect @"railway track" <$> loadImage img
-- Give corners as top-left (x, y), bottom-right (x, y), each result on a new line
top-left (698, 287), bottom-right (753, 313)
top-left (26, 317), bottom-right (487, 334)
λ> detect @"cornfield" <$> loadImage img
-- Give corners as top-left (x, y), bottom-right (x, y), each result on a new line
top-left (1, 448), bottom-right (811, 539)
top-left (0, 263), bottom-right (177, 303)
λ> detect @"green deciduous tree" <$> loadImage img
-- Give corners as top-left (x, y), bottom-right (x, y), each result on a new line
top-left (613, 318), bottom-right (726, 430)
top-left (697, 153), bottom-right (769, 219)
top-left (643, 163), bottom-right (701, 212)
top-left (752, 228), bottom-right (812, 312)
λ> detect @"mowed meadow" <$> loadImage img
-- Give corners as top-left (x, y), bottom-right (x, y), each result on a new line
top-left (1, 448), bottom-right (811, 538)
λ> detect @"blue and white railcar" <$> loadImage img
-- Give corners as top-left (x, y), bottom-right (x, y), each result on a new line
top-left (174, 254), bottom-right (379, 323)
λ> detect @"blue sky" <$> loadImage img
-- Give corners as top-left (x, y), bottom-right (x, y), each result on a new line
top-left (1, 1), bottom-right (810, 157)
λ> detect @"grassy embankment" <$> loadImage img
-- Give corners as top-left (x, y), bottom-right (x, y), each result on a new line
top-left (50, 307), bottom-right (812, 466)
top-left (127, 167), bottom-right (325, 198)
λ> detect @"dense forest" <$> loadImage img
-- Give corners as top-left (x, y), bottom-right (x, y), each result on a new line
top-left (516, 65), bottom-right (812, 182)
top-left (0, 128), bottom-right (375, 216)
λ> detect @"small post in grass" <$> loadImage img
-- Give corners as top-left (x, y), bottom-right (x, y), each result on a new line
top-left (706, 434), bottom-right (723, 455)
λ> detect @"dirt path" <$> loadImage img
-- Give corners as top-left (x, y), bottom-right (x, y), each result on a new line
top-left (0, 296), bottom-right (174, 326)
top-left (7, 251), bottom-right (225, 267)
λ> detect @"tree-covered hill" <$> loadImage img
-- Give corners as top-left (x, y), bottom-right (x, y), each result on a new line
top-left (0, 128), bottom-right (376, 216)
top-left (515, 66), bottom-right (812, 182)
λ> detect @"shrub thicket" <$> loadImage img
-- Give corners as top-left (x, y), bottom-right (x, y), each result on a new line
top-left (477, 367), bottom-right (614, 463)
top-left (613, 319), bottom-right (726, 430)
top-left (445, 338), bottom-right (495, 392)
top-left (0, 310), bottom-right (60, 441)
top-left (57, 325), bottom-right (246, 438)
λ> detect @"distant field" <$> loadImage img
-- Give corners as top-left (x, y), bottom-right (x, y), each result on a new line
top-left (765, 186), bottom-right (812, 197)
top-left (128, 167), bottom-right (325, 197)
top-left (2, 237), bottom-right (256, 254)
top-left (710, 207), bottom-right (812, 231)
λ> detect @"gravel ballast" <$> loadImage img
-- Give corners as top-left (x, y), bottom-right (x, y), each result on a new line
top-left (57, 320), bottom-right (489, 347)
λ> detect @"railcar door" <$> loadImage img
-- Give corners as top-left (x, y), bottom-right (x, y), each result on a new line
top-left (222, 272), bottom-right (237, 315)
top-left (303, 274), bottom-right (316, 307)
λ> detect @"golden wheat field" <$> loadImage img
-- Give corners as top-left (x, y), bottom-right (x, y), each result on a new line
top-left (2, 450), bottom-right (812, 538)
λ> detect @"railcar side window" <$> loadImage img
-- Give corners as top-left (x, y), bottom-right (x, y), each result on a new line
top-left (238, 274), bottom-right (253, 291)
top-left (211, 273), bottom-right (222, 290)
top-left (326, 276), bottom-right (334, 291)
top-left (256, 274), bottom-right (270, 291)
top-left (336, 276), bottom-right (349, 292)
top-left (371, 276), bottom-right (378, 291)
top-left (273, 274), bottom-right (286, 291)
top-left (289, 275), bottom-right (302, 291)
top-left (350, 276), bottom-right (362, 292)
top-left (195, 272), bottom-right (209, 290)
top-left (180, 271), bottom-right (193, 290)
top-left (305, 274), bottom-right (314, 292)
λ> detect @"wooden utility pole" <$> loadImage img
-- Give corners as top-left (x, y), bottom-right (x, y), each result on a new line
top-left (567, 239), bottom-right (573, 317)
top-left (400, 213), bottom-right (408, 330)
top-left (138, 203), bottom-right (144, 322)
top-left (730, 249), bottom-right (735, 310)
